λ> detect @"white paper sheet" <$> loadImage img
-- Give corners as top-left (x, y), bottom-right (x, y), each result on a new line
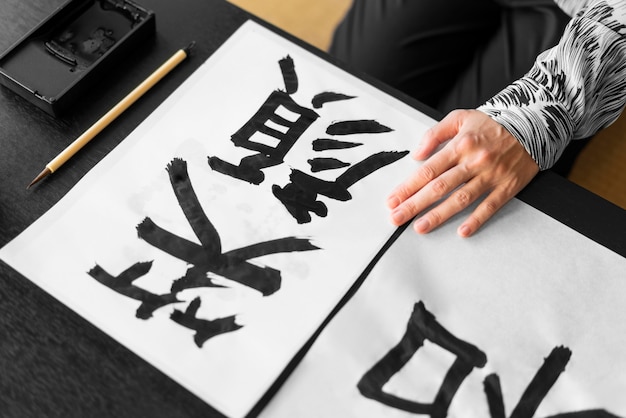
top-left (261, 198), bottom-right (626, 417)
top-left (0, 21), bottom-right (435, 418)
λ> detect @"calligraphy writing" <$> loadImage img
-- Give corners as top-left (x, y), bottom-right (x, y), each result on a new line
top-left (208, 55), bottom-right (408, 223)
top-left (89, 158), bottom-right (319, 347)
top-left (358, 301), bottom-right (621, 418)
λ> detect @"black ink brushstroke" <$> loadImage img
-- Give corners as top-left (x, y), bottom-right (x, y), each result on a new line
top-left (224, 237), bottom-right (320, 262)
top-left (308, 157), bottom-right (350, 172)
top-left (311, 92), bottom-right (355, 108)
top-left (484, 374), bottom-right (506, 418)
top-left (137, 217), bottom-right (208, 266)
top-left (176, 262), bottom-right (282, 296)
top-left (272, 183), bottom-right (328, 224)
top-left (138, 215), bottom-right (283, 296)
top-left (229, 90), bottom-right (319, 156)
top-left (326, 120), bottom-right (393, 135)
top-left (209, 153), bottom-right (281, 185)
top-left (312, 138), bottom-right (363, 151)
top-left (508, 346), bottom-right (572, 418)
top-left (170, 237), bottom-right (320, 294)
top-left (356, 302), bottom-right (620, 417)
top-left (162, 159), bottom-right (214, 251)
top-left (546, 411), bottom-right (623, 418)
top-left (167, 158), bottom-right (221, 255)
top-left (300, 151), bottom-right (408, 200)
top-left (279, 55), bottom-right (298, 94)
top-left (139, 159), bottom-right (319, 296)
top-left (88, 262), bottom-right (180, 319)
top-left (288, 169), bottom-right (351, 201)
top-left (209, 90), bottom-right (318, 184)
top-left (336, 151), bottom-right (408, 190)
top-left (483, 346), bottom-right (600, 418)
top-left (357, 301), bottom-right (487, 416)
top-left (170, 297), bottom-right (242, 347)
top-left (273, 151), bottom-right (409, 223)
top-left (170, 266), bottom-right (225, 293)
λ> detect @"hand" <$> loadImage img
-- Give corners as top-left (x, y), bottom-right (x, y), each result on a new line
top-left (387, 109), bottom-right (539, 237)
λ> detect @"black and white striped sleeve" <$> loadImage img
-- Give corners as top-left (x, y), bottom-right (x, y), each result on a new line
top-left (478, 0), bottom-right (626, 170)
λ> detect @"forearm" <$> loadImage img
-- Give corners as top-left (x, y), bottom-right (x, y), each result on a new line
top-left (479, 0), bottom-right (626, 170)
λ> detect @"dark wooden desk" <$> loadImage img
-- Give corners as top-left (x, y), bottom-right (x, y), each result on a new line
top-left (0, 1), bottom-right (624, 417)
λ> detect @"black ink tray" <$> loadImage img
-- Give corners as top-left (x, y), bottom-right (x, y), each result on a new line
top-left (0, 0), bottom-right (155, 116)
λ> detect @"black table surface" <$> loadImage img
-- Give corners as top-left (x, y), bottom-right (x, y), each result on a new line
top-left (1, 1), bottom-right (624, 417)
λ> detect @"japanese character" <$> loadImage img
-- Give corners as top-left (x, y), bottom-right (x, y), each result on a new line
top-left (88, 261), bottom-right (180, 319)
top-left (170, 296), bottom-right (242, 347)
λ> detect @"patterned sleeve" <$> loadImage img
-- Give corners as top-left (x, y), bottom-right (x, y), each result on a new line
top-left (478, 0), bottom-right (626, 170)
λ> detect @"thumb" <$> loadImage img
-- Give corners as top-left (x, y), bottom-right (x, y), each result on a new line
top-left (413, 109), bottom-right (466, 160)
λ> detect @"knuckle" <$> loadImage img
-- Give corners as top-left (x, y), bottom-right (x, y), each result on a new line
top-left (454, 189), bottom-right (472, 207)
top-left (428, 210), bottom-right (443, 225)
top-left (467, 197), bottom-right (502, 231)
top-left (393, 183), bottom-right (411, 199)
top-left (431, 178), bottom-right (448, 196)
top-left (418, 165), bottom-right (437, 183)
top-left (449, 109), bottom-right (466, 119)
top-left (481, 149), bottom-right (496, 165)
top-left (455, 133), bottom-right (478, 154)
top-left (402, 199), bottom-right (419, 218)
top-left (468, 149), bottom-right (494, 171)
top-left (482, 199), bottom-right (500, 217)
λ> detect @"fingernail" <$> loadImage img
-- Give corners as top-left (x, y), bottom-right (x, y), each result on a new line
top-left (387, 195), bottom-right (401, 209)
top-left (391, 208), bottom-right (405, 224)
top-left (458, 225), bottom-right (471, 237)
top-left (414, 218), bottom-right (430, 233)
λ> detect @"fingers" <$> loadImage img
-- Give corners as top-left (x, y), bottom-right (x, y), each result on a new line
top-left (413, 189), bottom-right (504, 237)
top-left (388, 110), bottom-right (468, 214)
top-left (387, 109), bottom-right (540, 237)
top-left (411, 177), bottom-right (483, 233)
top-left (414, 178), bottom-right (524, 237)
top-left (387, 145), bottom-right (459, 213)
top-left (456, 169), bottom-right (536, 237)
top-left (456, 191), bottom-right (508, 237)
top-left (390, 162), bottom-right (470, 226)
